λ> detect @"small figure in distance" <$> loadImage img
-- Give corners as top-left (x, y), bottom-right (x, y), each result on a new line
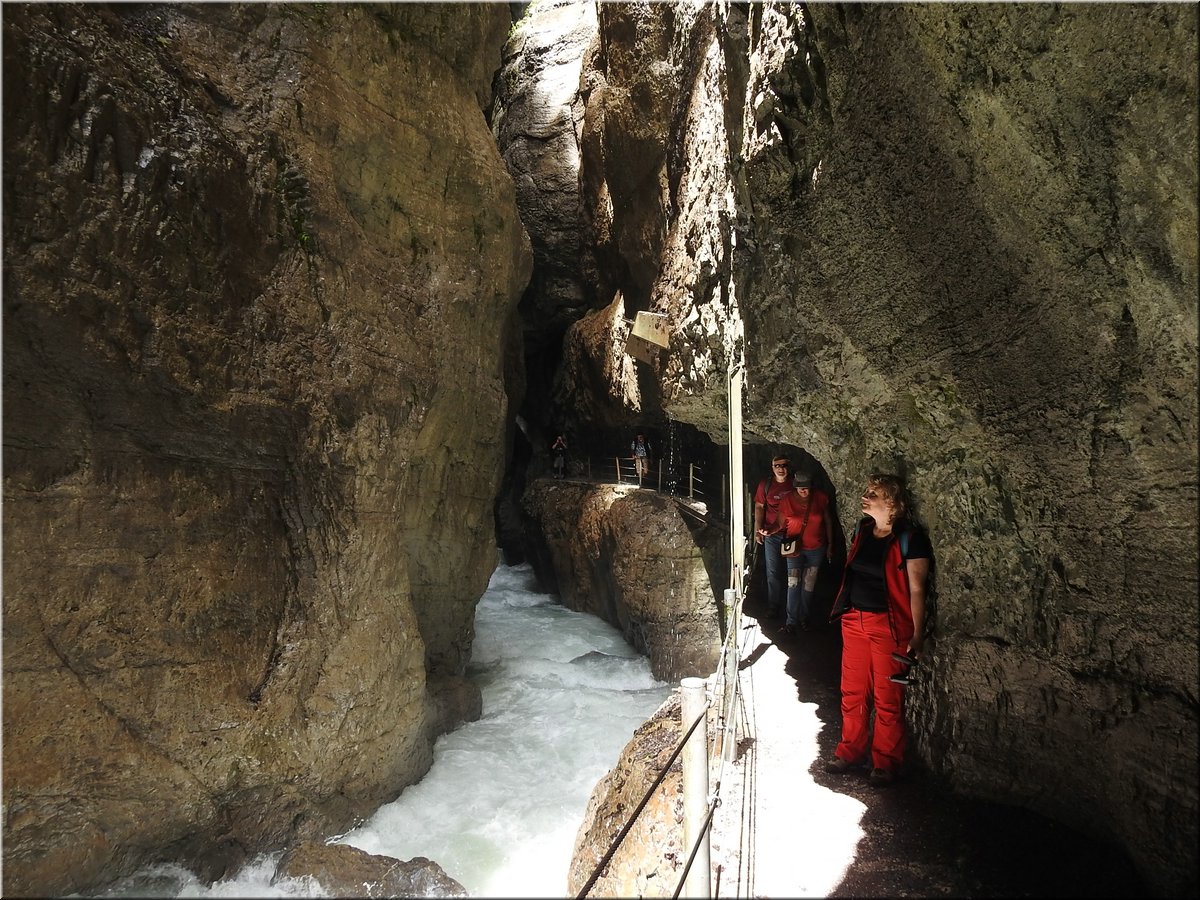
top-left (631, 432), bottom-right (652, 485)
top-left (551, 434), bottom-right (568, 479)
top-left (824, 473), bottom-right (931, 789)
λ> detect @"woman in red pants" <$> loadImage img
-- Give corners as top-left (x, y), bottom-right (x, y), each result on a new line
top-left (825, 474), bottom-right (931, 787)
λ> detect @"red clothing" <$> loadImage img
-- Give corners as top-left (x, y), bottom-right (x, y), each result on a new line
top-left (830, 519), bottom-right (930, 776)
top-left (754, 475), bottom-right (795, 531)
top-left (835, 609), bottom-right (907, 773)
top-left (831, 519), bottom-right (921, 645)
top-left (776, 488), bottom-right (830, 550)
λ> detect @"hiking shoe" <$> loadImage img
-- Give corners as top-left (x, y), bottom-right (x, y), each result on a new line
top-left (868, 768), bottom-right (895, 787)
top-left (824, 756), bottom-right (856, 774)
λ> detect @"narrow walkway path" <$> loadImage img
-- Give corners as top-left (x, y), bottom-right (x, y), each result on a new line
top-left (706, 568), bottom-right (1151, 898)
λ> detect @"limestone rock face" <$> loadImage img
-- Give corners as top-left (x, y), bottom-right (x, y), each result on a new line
top-left (2, 3), bottom-right (529, 896)
top-left (522, 479), bottom-right (725, 682)
top-left (493, 0), bottom-right (600, 352)
top-left (273, 841), bottom-right (467, 899)
top-left (563, 2), bottom-right (1197, 895)
top-left (490, 0), bottom-right (601, 563)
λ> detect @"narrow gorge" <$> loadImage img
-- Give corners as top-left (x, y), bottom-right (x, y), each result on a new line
top-left (3, 2), bottom-right (1196, 898)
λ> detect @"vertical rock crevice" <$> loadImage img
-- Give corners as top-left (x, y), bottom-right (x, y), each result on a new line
top-left (507, 3), bottom-right (1196, 896)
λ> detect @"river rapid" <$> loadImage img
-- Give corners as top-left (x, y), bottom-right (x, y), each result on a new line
top-left (90, 563), bottom-right (670, 898)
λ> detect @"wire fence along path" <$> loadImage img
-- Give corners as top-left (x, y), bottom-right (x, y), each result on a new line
top-left (557, 455), bottom-right (732, 519)
top-left (575, 580), bottom-right (750, 899)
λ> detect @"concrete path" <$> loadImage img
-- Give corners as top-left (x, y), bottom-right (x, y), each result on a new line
top-left (708, 622), bottom-right (867, 898)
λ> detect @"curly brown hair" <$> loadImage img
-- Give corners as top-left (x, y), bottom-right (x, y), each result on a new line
top-left (867, 473), bottom-right (907, 523)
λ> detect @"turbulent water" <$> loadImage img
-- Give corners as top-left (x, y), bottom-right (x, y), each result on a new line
top-left (92, 563), bottom-right (671, 898)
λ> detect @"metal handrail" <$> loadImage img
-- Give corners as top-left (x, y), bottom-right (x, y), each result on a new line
top-left (575, 575), bottom-right (750, 899)
top-left (575, 703), bottom-right (711, 899)
top-left (569, 456), bottom-right (713, 502)
top-left (672, 799), bottom-right (720, 900)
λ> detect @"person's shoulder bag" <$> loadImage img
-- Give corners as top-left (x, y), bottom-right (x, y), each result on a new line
top-left (781, 501), bottom-right (812, 557)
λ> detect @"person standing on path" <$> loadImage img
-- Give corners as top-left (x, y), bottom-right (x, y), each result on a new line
top-left (825, 473), bottom-right (931, 787)
top-left (631, 432), bottom-right (652, 484)
top-left (776, 471), bottom-right (834, 634)
top-left (754, 454), bottom-right (796, 622)
top-left (551, 434), bottom-right (568, 479)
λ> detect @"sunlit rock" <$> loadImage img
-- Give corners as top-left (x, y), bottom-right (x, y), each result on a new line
top-left (2, 3), bottom-right (529, 895)
top-left (567, 692), bottom-right (686, 897)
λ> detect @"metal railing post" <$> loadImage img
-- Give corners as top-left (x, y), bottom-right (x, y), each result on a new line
top-left (680, 677), bottom-right (711, 898)
top-left (720, 588), bottom-right (740, 766)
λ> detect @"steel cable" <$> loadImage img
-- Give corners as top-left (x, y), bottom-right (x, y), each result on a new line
top-left (575, 702), bottom-right (711, 899)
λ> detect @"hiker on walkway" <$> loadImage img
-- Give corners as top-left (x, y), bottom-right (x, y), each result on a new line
top-left (825, 473), bottom-right (931, 788)
top-left (775, 470), bottom-right (834, 634)
top-left (551, 434), bottom-right (568, 479)
top-left (753, 454), bottom-right (796, 622)
top-left (631, 432), bottom-right (652, 483)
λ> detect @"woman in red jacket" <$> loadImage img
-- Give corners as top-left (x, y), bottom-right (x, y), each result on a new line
top-left (776, 472), bottom-right (834, 634)
top-left (825, 474), bottom-right (930, 787)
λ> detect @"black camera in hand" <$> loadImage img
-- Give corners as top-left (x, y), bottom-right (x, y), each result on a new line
top-left (889, 651), bottom-right (917, 685)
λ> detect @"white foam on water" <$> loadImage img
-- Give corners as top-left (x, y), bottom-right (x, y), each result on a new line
top-left (92, 562), bottom-right (670, 898)
top-left (338, 563), bottom-right (670, 896)
top-left (84, 857), bottom-right (327, 898)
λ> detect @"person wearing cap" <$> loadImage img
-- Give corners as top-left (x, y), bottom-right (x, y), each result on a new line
top-left (776, 470), bottom-right (834, 634)
top-left (753, 454), bottom-right (796, 622)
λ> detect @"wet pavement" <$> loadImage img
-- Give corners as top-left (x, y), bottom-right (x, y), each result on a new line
top-left (706, 562), bottom-right (1152, 899)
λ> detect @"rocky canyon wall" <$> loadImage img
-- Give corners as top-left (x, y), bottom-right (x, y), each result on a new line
top-left (522, 2), bottom-right (1195, 895)
top-left (521, 479), bottom-right (725, 682)
top-left (2, 4), bottom-right (529, 895)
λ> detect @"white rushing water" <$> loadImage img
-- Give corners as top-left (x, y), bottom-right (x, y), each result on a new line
top-left (91, 562), bottom-right (671, 898)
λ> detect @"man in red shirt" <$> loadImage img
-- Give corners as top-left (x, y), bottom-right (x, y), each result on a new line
top-left (776, 471), bottom-right (834, 633)
top-left (754, 454), bottom-right (796, 622)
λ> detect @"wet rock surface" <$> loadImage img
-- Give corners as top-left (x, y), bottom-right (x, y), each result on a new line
top-left (273, 841), bottom-right (466, 899)
top-left (521, 477), bottom-right (726, 682)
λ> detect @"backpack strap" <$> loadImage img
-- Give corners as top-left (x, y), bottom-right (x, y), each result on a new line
top-left (854, 520), bottom-right (907, 567)
top-left (852, 520), bottom-right (907, 557)
top-left (848, 519), bottom-right (862, 551)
